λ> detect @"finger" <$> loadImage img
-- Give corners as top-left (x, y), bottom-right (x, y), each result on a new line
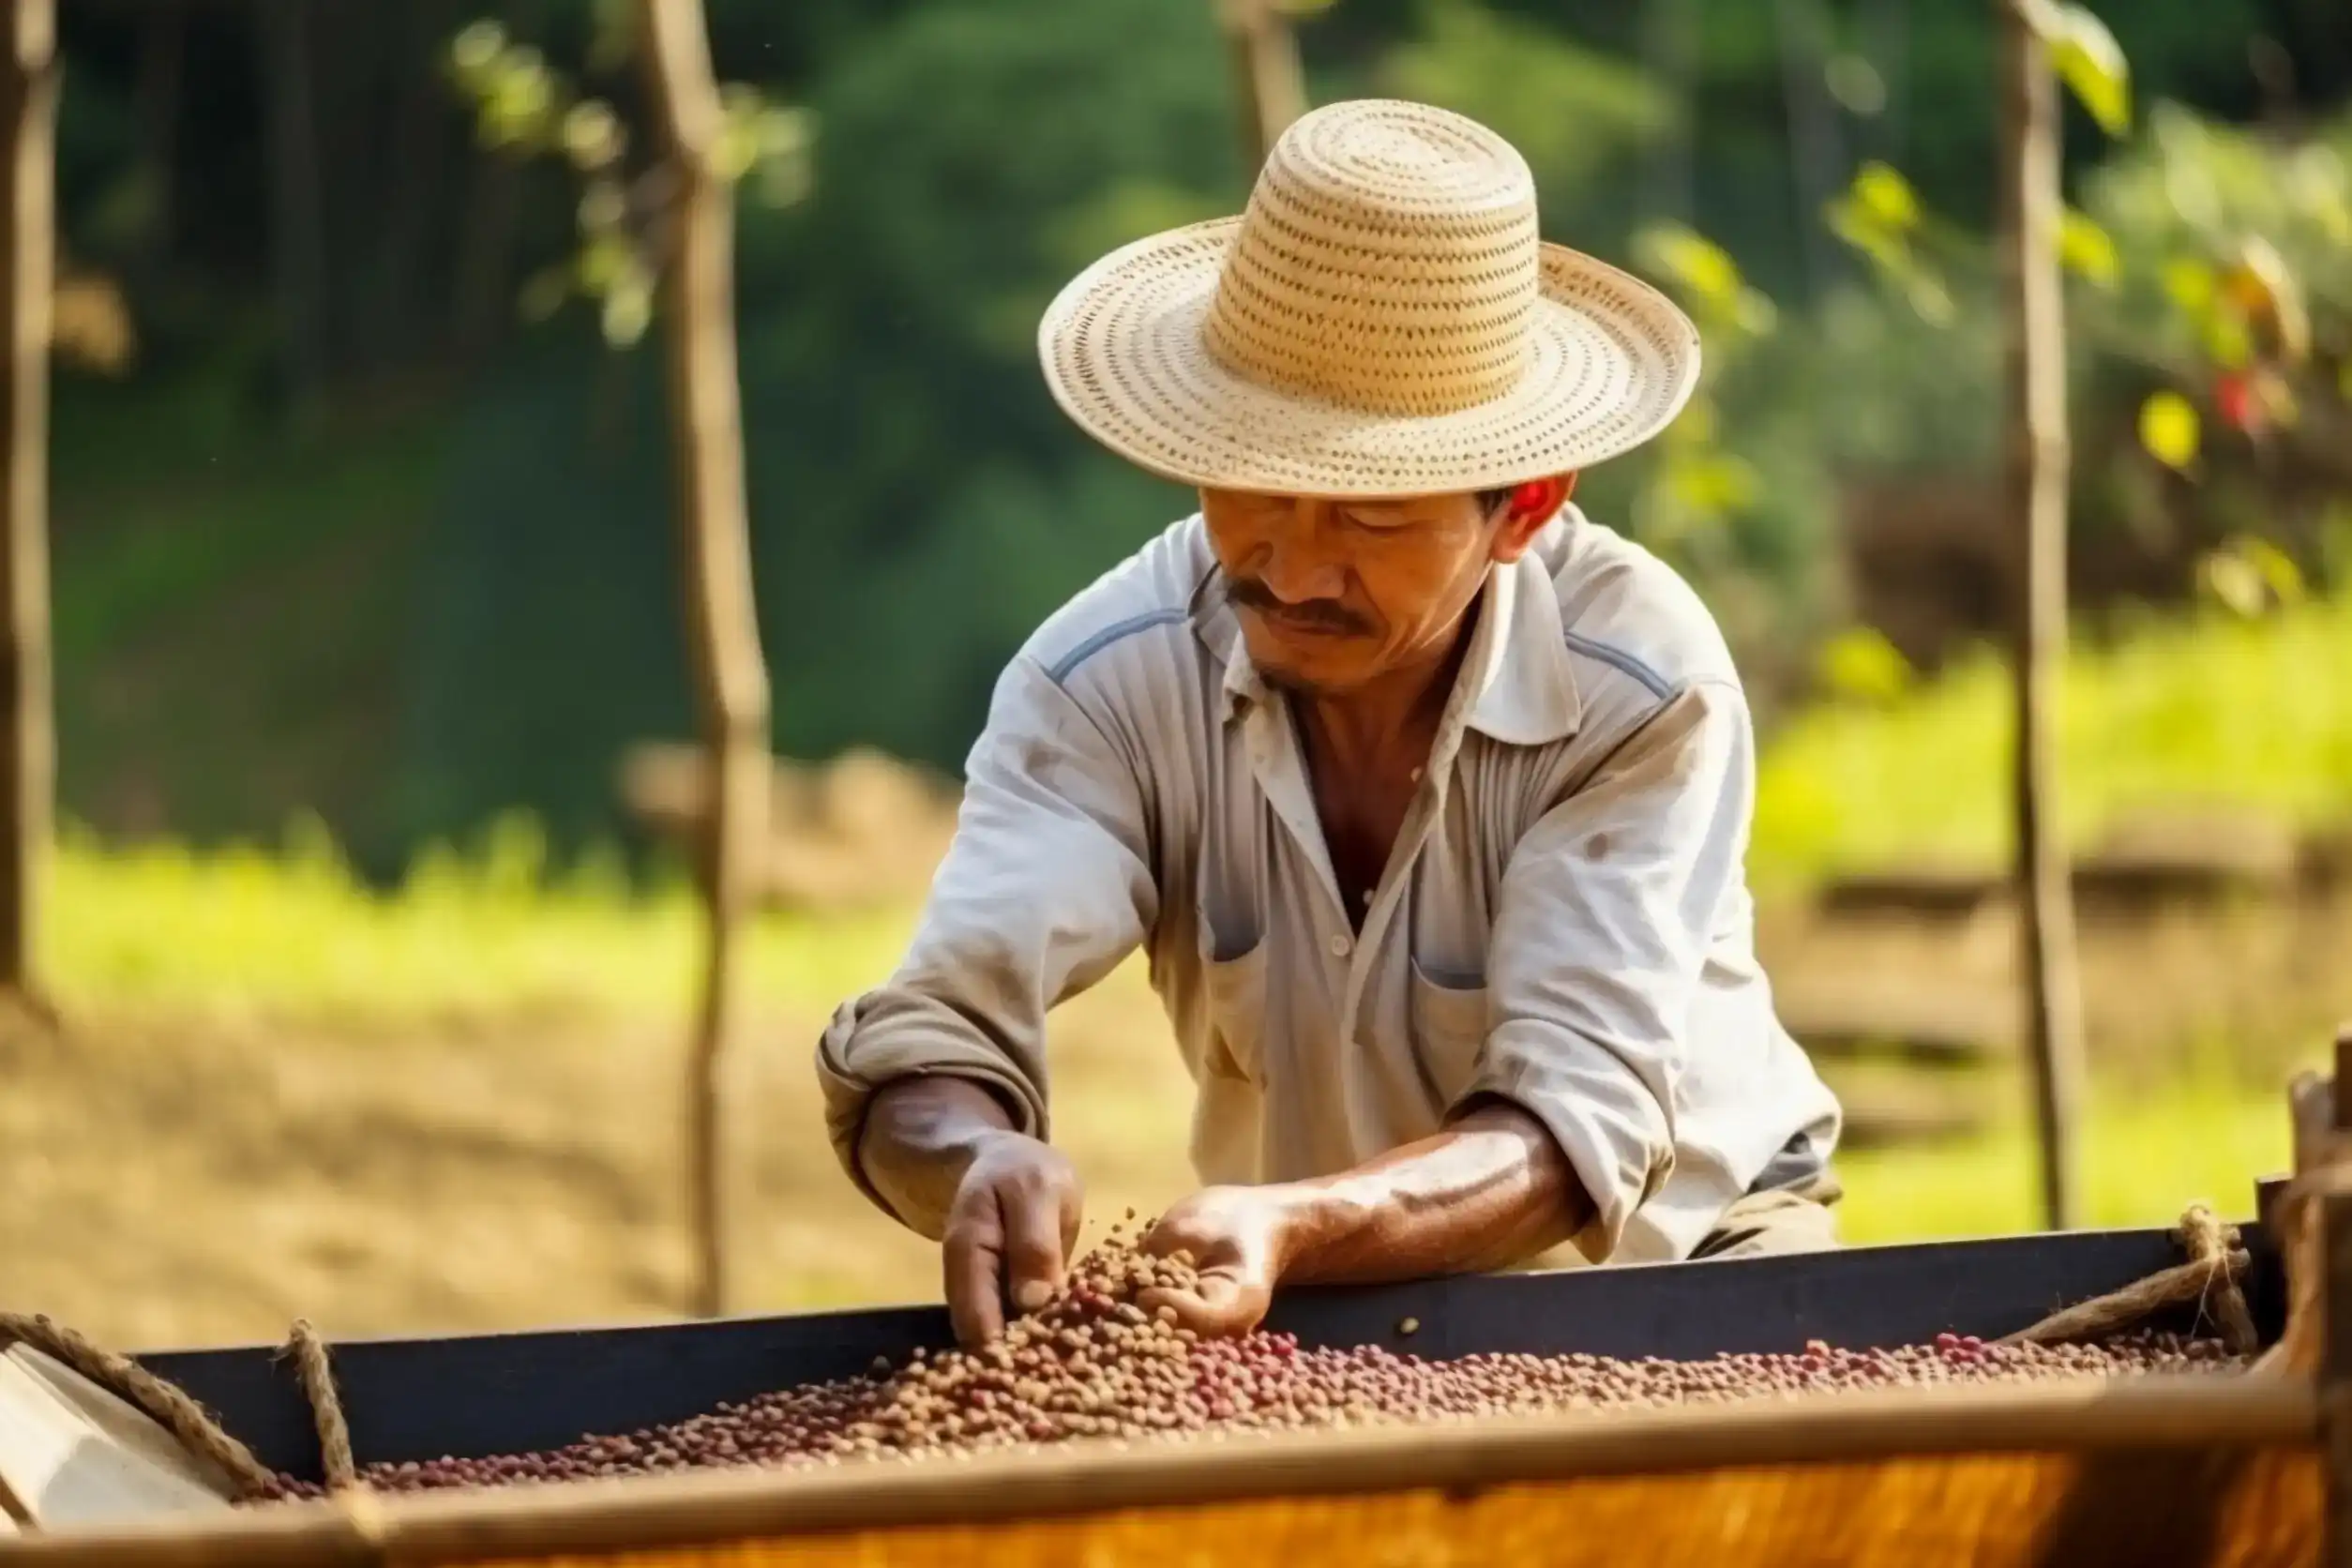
top-left (943, 1194), bottom-right (1006, 1349)
top-left (1002, 1181), bottom-right (1072, 1318)
top-left (1138, 1274), bottom-right (1265, 1338)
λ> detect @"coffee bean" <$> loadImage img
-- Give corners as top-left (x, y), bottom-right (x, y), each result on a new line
top-left (252, 1238), bottom-right (2248, 1502)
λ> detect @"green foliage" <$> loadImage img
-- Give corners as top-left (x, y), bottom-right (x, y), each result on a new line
top-left (1626, 223), bottom-right (1776, 556)
top-left (2071, 102), bottom-right (2352, 586)
top-left (445, 15), bottom-right (814, 346)
top-left (1376, 0), bottom-right (1675, 205)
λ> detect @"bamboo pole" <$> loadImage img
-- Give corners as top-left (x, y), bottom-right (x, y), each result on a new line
top-left (1216, 0), bottom-right (1307, 171)
top-left (1995, 0), bottom-right (2085, 1233)
top-left (636, 0), bottom-right (773, 1320)
top-left (0, 0), bottom-right (53, 1013)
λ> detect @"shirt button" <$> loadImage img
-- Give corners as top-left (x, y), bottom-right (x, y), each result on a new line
top-left (1329, 933), bottom-right (1352, 958)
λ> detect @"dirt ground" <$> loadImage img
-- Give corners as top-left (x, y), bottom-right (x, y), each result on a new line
top-left (0, 963), bottom-right (1201, 1352)
top-left (6, 896), bottom-right (2346, 1355)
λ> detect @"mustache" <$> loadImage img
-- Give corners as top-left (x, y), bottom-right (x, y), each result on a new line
top-left (1227, 577), bottom-right (1375, 636)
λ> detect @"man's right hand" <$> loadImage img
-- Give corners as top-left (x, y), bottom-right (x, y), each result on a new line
top-left (856, 1077), bottom-right (1083, 1347)
top-left (942, 1131), bottom-right (1082, 1346)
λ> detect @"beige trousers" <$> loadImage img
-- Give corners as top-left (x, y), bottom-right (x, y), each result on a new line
top-left (1687, 1186), bottom-right (1842, 1259)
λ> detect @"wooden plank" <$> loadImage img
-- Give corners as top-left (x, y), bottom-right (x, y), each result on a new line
top-left (0, 1348), bottom-right (232, 1528)
top-left (0, 1380), bottom-right (2315, 1566)
top-left (4, 1349), bottom-right (234, 1501)
top-left (432, 1451), bottom-right (2318, 1568)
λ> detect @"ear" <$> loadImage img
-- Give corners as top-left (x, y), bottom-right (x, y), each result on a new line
top-left (1490, 473), bottom-right (1576, 562)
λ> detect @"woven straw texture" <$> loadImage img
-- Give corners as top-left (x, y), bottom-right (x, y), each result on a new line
top-left (1038, 98), bottom-right (1702, 499)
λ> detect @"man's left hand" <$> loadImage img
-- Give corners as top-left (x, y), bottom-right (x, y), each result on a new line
top-left (1136, 1184), bottom-right (1303, 1338)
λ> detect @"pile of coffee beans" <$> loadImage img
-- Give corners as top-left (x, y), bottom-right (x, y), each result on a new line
top-left (257, 1227), bottom-right (2245, 1501)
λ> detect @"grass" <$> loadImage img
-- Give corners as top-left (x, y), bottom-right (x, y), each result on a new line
top-left (49, 817), bottom-right (913, 1025)
top-left (1832, 1075), bottom-right (2289, 1244)
top-left (1751, 593), bottom-right (2352, 895)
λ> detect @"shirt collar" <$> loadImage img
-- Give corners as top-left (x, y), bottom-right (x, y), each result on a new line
top-left (1196, 519), bottom-right (1582, 747)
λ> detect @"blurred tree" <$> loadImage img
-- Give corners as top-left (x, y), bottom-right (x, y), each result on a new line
top-left (445, 0), bottom-right (804, 1317)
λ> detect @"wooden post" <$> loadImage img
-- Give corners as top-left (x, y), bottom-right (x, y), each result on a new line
top-left (2322, 1026), bottom-right (2352, 1568)
top-left (1996, 0), bottom-right (2085, 1233)
top-left (1215, 0), bottom-right (1307, 171)
top-left (0, 0), bottom-right (53, 1012)
top-left (638, 0), bottom-right (773, 1320)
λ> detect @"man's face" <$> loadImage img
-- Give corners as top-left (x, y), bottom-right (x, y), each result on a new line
top-left (1200, 483), bottom-right (1560, 697)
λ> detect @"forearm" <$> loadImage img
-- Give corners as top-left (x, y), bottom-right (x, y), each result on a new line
top-left (856, 1077), bottom-right (1023, 1241)
top-left (1272, 1100), bottom-right (1594, 1284)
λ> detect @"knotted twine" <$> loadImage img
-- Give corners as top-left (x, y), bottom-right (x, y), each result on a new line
top-left (0, 1311), bottom-right (361, 1501)
top-left (1996, 1204), bottom-right (2259, 1353)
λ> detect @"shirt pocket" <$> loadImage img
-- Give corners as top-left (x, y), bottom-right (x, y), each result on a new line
top-left (1409, 957), bottom-right (1491, 1108)
top-left (1198, 909), bottom-right (1268, 1088)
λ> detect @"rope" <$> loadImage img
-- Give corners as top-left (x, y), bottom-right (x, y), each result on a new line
top-left (0, 1311), bottom-right (277, 1499)
top-left (279, 1319), bottom-right (361, 1494)
top-left (1997, 1204), bottom-right (2258, 1352)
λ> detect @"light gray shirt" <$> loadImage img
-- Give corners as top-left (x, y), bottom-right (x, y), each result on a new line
top-left (818, 508), bottom-right (1841, 1264)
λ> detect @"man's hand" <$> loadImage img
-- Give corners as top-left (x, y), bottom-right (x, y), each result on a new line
top-left (1138, 1103), bottom-right (1591, 1339)
top-left (1138, 1185), bottom-right (1302, 1337)
top-left (942, 1132), bottom-right (1083, 1347)
top-left (856, 1078), bottom-right (1084, 1347)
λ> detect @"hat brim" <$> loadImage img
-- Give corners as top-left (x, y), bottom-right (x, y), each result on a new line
top-left (1037, 217), bottom-right (1703, 501)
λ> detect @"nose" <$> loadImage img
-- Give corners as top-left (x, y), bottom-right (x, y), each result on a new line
top-left (1253, 501), bottom-right (1348, 604)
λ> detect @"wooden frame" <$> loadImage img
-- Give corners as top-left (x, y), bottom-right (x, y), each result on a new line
top-left (0, 1378), bottom-right (2318, 1565)
top-left (124, 1224), bottom-right (2275, 1480)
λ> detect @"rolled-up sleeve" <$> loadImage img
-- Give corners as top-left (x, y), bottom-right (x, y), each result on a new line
top-left (1459, 679), bottom-right (1755, 1262)
top-left (816, 652), bottom-right (1157, 1213)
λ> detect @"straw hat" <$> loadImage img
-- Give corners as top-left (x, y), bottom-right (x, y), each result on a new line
top-left (1038, 98), bottom-right (1702, 500)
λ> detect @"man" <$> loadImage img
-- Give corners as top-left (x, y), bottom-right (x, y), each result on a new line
top-left (818, 98), bottom-right (1842, 1348)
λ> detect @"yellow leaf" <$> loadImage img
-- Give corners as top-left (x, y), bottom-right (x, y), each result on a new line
top-left (2241, 537), bottom-right (2305, 605)
top-left (2138, 390), bottom-right (2200, 471)
top-left (449, 20), bottom-right (505, 77)
top-left (1852, 161), bottom-right (1920, 233)
top-left (562, 100), bottom-right (623, 171)
top-left (601, 280), bottom-right (653, 348)
top-left (2200, 550), bottom-right (2265, 618)
top-left (756, 105), bottom-right (815, 162)
top-left (1634, 223), bottom-right (1742, 309)
top-left (1817, 626), bottom-right (1913, 705)
top-left (2161, 256), bottom-right (2216, 315)
top-left (2047, 5), bottom-right (2132, 137)
top-left (1904, 271), bottom-right (1956, 326)
top-left (2224, 236), bottom-right (2311, 365)
top-left (2254, 369), bottom-right (2299, 430)
top-left (2058, 208), bottom-right (2118, 288)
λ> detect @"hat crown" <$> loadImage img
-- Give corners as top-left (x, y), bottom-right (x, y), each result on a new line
top-left (1204, 99), bottom-right (1543, 421)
